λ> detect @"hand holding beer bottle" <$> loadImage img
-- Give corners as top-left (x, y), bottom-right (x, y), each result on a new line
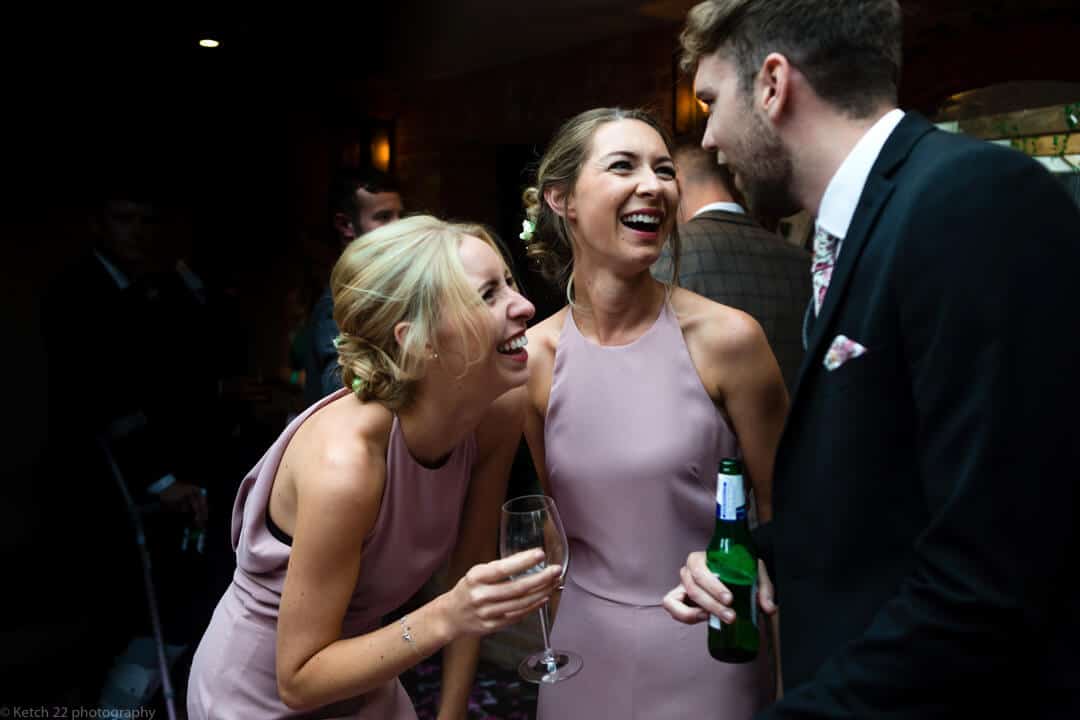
top-left (662, 459), bottom-right (778, 649)
top-left (706, 458), bottom-right (759, 661)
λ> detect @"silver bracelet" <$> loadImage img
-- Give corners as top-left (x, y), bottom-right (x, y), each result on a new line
top-left (400, 615), bottom-right (421, 656)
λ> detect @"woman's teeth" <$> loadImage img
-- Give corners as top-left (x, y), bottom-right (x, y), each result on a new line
top-left (497, 335), bottom-right (528, 354)
top-left (621, 213), bottom-right (661, 231)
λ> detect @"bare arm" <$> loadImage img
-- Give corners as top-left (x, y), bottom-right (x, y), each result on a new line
top-left (664, 302), bottom-right (787, 687)
top-left (713, 311), bottom-right (787, 522)
top-left (522, 323), bottom-right (556, 495)
top-left (714, 312), bottom-right (787, 694)
top-left (438, 389), bottom-right (527, 720)
top-left (521, 323), bottom-right (563, 622)
top-left (275, 439), bottom-right (560, 712)
top-left (523, 392), bottom-right (551, 495)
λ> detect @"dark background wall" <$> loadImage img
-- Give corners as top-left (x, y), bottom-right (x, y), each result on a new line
top-left (8, 0), bottom-right (1080, 485)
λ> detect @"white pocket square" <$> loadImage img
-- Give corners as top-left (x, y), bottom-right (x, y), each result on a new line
top-left (824, 334), bottom-right (867, 371)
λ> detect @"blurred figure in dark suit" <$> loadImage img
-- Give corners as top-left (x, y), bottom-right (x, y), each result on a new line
top-left (303, 168), bottom-right (403, 408)
top-left (28, 169), bottom-right (224, 703)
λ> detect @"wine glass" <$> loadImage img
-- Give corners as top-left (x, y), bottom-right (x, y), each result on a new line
top-left (499, 494), bottom-right (583, 683)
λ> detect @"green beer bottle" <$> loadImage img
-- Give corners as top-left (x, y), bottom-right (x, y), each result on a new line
top-left (707, 457), bottom-right (759, 663)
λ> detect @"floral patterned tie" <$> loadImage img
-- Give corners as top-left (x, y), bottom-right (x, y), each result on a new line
top-left (812, 225), bottom-right (839, 316)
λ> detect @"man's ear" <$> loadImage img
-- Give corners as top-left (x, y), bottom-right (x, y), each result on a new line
top-left (333, 212), bottom-right (357, 241)
top-left (758, 52), bottom-right (792, 123)
top-left (544, 185), bottom-right (575, 221)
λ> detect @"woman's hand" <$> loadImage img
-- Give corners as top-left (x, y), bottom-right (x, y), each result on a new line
top-left (440, 549), bottom-right (561, 638)
top-left (663, 552), bottom-right (777, 625)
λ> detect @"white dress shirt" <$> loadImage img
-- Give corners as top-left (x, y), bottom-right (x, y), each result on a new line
top-left (692, 201), bottom-right (746, 218)
top-left (817, 108), bottom-right (905, 257)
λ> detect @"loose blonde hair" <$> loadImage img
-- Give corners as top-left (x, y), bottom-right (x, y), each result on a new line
top-left (331, 215), bottom-right (502, 410)
top-left (522, 108), bottom-right (681, 296)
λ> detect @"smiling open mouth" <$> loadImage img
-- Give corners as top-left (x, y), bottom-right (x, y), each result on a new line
top-left (620, 212), bottom-right (662, 232)
top-left (497, 334), bottom-right (528, 354)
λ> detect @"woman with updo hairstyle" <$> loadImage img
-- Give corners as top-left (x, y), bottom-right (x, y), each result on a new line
top-left (188, 215), bottom-right (558, 719)
top-left (519, 108), bottom-right (788, 718)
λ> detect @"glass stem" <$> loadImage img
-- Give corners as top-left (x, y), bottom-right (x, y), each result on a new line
top-left (537, 603), bottom-right (557, 672)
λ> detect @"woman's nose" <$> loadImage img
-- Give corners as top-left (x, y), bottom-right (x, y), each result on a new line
top-left (637, 169), bottom-right (661, 195)
top-left (509, 289), bottom-right (536, 322)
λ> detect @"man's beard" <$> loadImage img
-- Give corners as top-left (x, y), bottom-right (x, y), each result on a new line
top-left (730, 110), bottom-right (800, 222)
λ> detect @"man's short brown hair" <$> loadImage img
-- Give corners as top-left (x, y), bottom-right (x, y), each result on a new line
top-left (680, 0), bottom-right (902, 118)
top-left (673, 134), bottom-right (742, 205)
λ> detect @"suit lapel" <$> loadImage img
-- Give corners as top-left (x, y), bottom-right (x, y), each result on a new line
top-left (786, 114), bottom-right (937, 418)
top-left (800, 176), bottom-right (893, 371)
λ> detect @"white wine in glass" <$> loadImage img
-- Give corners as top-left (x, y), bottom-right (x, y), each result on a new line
top-left (499, 494), bottom-right (583, 683)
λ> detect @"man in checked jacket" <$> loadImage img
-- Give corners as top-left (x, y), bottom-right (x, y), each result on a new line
top-left (653, 138), bottom-right (810, 393)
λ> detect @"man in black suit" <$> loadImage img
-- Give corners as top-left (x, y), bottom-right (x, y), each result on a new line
top-left (653, 138), bottom-right (810, 392)
top-left (32, 179), bottom-right (219, 702)
top-left (303, 168), bottom-right (403, 407)
top-left (663, 1), bottom-right (1080, 716)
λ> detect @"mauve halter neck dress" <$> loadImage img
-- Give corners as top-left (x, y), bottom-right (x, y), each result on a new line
top-left (537, 301), bottom-right (772, 719)
top-left (187, 389), bottom-right (476, 719)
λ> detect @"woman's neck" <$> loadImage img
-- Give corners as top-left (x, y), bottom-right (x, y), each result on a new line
top-left (570, 262), bottom-right (666, 346)
top-left (394, 381), bottom-right (487, 466)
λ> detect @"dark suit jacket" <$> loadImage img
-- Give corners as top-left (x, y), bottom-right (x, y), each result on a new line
top-left (33, 252), bottom-right (226, 696)
top-left (42, 254), bottom-right (222, 493)
top-left (757, 114), bottom-right (1080, 718)
top-left (653, 210), bottom-right (811, 393)
top-left (302, 285), bottom-right (342, 408)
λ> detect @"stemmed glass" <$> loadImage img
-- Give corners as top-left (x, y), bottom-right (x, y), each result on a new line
top-left (499, 494), bottom-right (583, 683)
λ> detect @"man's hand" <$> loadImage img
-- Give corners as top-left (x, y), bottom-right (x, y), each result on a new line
top-left (160, 482), bottom-right (208, 528)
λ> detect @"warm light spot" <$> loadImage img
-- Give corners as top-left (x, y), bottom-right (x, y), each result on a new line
top-left (675, 83), bottom-right (694, 132)
top-left (675, 82), bottom-right (710, 133)
top-left (371, 129), bottom-right (391, 172)
top-left (199, 38), bottom-right (220, 48)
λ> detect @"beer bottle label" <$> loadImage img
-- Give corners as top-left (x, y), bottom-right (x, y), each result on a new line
top-left (715, 474), bottom-right (747, 521)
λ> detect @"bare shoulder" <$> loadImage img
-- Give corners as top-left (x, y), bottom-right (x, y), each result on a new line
top-left (286, 395), bottom-right (394, 507)
top-left (526, 307), bottom-right (567, 367)
top-left (669, 287), bottom-right (766, 361)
